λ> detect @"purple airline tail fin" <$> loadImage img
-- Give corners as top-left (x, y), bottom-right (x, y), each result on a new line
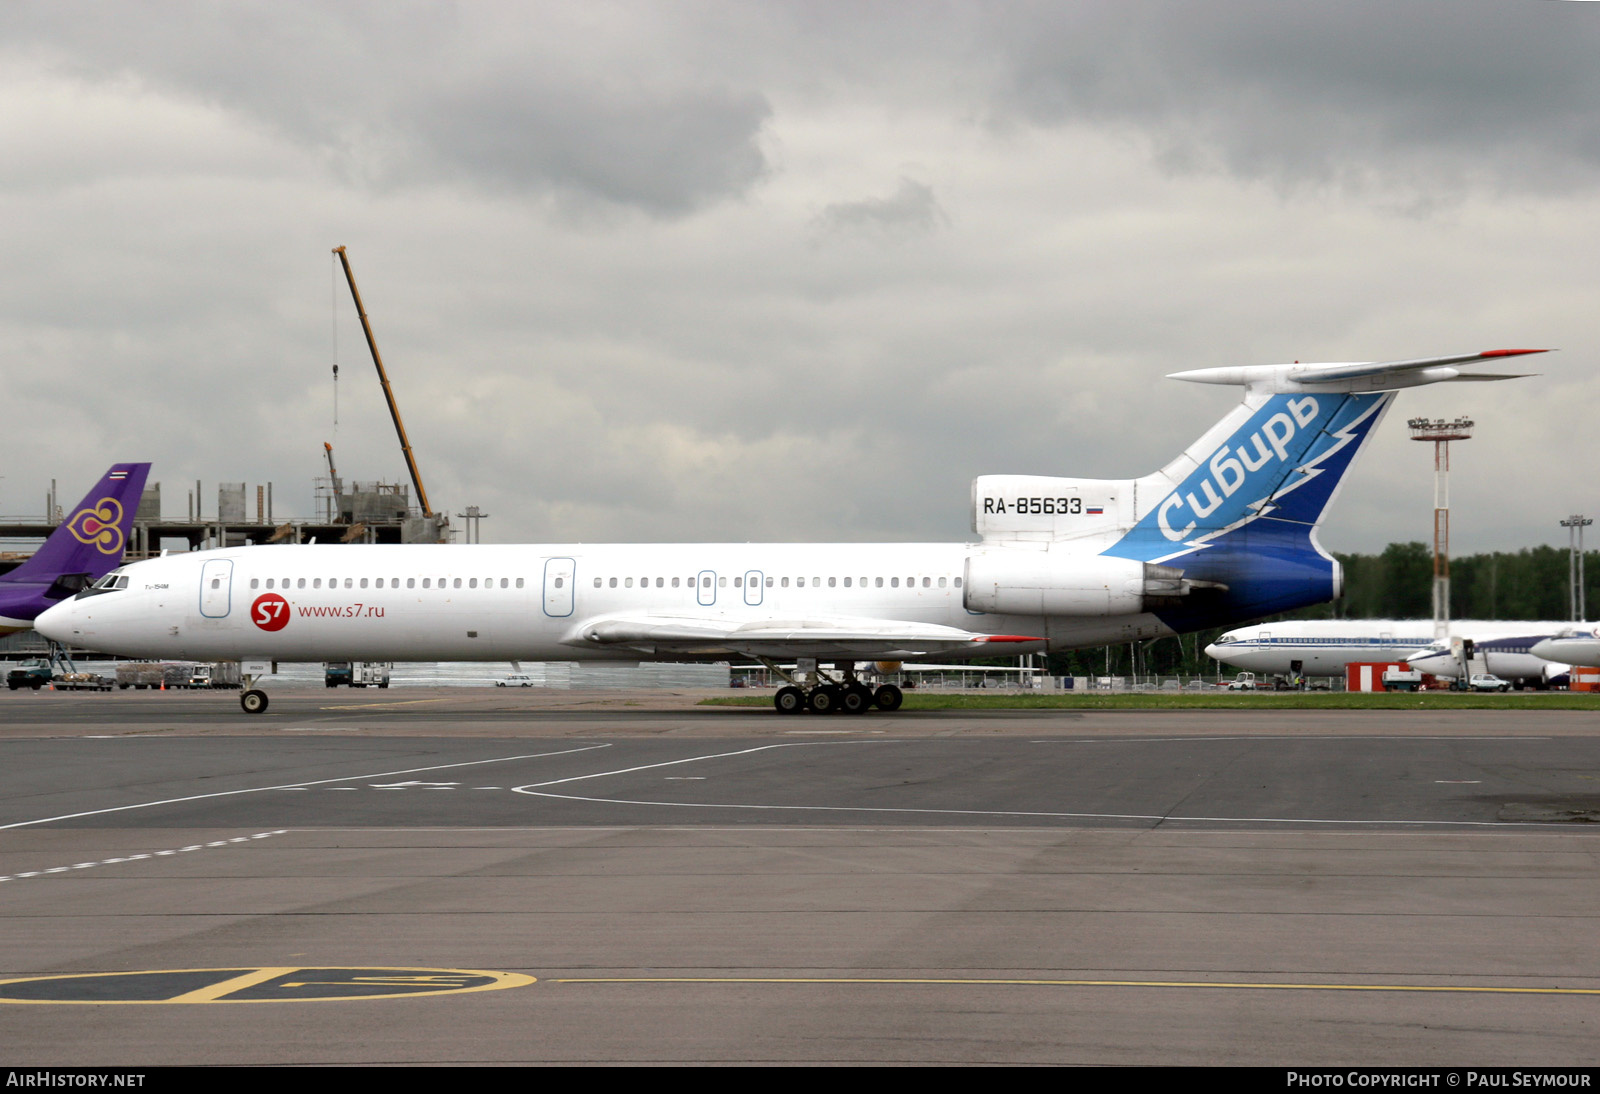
top-left (5, 463), bottom-right (151, 584)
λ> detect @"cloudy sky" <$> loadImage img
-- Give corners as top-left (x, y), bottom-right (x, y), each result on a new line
top-left (1, 1), bottom-right (1594, 555)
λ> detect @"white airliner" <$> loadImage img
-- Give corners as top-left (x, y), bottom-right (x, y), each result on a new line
top-left (1206, 619), bottom-right (1583, 686)
top-left (35, 349), bottom-right (1544, 715)
top-left (1530, 627), bottom-right (1600, 668)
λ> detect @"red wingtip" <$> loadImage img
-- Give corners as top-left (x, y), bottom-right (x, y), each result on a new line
top-left (1479, 348), bottom-right (1550, 358)
top-left (978, 634), bottom-right (1047, 643)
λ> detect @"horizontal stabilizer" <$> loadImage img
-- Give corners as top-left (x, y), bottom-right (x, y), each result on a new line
top-left (1287, 349), bottom-right (1547, 385)
top-left (1169, 349), bottom-right (1548, 394)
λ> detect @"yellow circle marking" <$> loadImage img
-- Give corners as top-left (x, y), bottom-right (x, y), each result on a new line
top-left (554, 976), bottom-right (1600, 997)
top-left (0, 966), bottom-right (534, 1004)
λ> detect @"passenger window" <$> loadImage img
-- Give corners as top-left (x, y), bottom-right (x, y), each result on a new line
top-left (470, 578), bottom-right (478, 589)
top-left (938, 577), bottom-right (947, 588)
top-left (610, 577), bottom-right (618, 588)
top-left (298, 578), bottom-right (306, 589)
top-left (891, 577), bottom-right (899, 587)
top-left (515, 578), bottom-right (523, 588)
top-left (922, 577), bottom-right (930, 587)
top-left (828, 577), bottom-right (836, 587)
top-left (781, 577), bottom-right (789, 588)
top-left (360, 578), bottom-right (369, 589)
top-left (735, 576), bottom-right (742, 588)
top-left (453, 578), bottom-right (461, 589)
top-left (265, 579), bottom-right (274, 590)
top-left (625, 578), bottom-right (633, 588)
top-left (656, 578), bottom-right (663, 588)
top-left (422, 578), bottom-right (430, 589)
top-left (407, 578), bottom-right (415, 589)
top-left (345, 578), bottom-right (353, 589)
top-left (594, 577), bottom-right (602, 588)
top-left (843, 577), bottom-right (850, 588)
top-left (954, 577), bottom-right (962, 588)
top-left (250, 578), bottom-right (259, 590)
top-left (719, 577), bottom-right (726, 587)
top-left (671, 577), bottom-right (680, 588)
top-left (375, 578), bottom-right (383, 589)
top-left (875, 577), bottom-right (883, 587)
top-left (765, 577), bottom-right (773, 587)
top-left (501, 578), bottom-right (509, 588)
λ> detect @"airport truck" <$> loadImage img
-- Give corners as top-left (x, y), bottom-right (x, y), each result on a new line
top-left (324, 661), bottom-right (392, 688)
top-left (7, 660), bottom-right (54, 690)
top-left (1382, 668), bottom-right (1425, 692)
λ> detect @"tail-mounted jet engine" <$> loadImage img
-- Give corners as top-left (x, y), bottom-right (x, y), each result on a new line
top-left (963, 549), bottom-right (1222, 617)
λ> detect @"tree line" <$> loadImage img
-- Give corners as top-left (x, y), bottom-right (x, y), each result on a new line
top-left (1043, 543), bottom-right (1599, 680)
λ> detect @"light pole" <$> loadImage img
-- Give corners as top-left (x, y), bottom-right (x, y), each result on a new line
top-left (1409, 417), bottom-right (1474, 641)
top-left (1561, 515), bottom-right (1592, 621)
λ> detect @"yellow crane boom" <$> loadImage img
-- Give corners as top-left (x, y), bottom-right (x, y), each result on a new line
top-left (331, 245), bottom-right (434, 518)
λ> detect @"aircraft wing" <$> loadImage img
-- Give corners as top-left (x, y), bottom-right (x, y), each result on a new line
top-left (563, 613), bottom-right (1046, 659)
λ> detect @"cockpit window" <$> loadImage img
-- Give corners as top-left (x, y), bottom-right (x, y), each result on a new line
top-left (77, 571), bottom-right (129, 598)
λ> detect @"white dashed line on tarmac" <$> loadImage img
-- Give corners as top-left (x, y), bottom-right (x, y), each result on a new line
top-left (1, 830), bottom-right (288, 883)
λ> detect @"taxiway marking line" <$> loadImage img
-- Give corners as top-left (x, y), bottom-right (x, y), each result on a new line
top-left (554, 976), bottom-right (1600, 997)
top-left (0, 831), bottom-right (287, 884)
top-left (0, 744), bottom-right (612, 830)
top-left (320, 698), bottom-right (459, 710)
top-left (513, 741), bottom-right (883, 791)
top-left (165, 967), bottom-right (297, 1003)
top-left (517, 788), bottom-right (1600, 828)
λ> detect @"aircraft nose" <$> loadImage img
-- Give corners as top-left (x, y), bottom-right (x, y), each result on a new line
top-left (1531, 639), bottom-right (1560, 660)
top-left (1203, 643), bottom-right (1222, 659)
top-left (34, 600), bottom-right (76, 644)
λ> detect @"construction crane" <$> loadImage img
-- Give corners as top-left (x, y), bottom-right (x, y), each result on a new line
top-left (322, 441), bottom-right (344, 509)
top-left (331, 245), bottom-right (434, 519)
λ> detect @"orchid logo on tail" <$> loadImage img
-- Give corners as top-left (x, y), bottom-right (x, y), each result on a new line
top-left (65, 497), bottom-right (126, 555)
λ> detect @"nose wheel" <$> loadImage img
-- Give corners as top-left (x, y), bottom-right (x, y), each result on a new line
top-left (240, 688), bottom-right (269, 714)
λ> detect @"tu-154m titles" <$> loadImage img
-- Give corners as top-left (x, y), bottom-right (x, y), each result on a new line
top-left (36, 350), bottom-right (1544, 714)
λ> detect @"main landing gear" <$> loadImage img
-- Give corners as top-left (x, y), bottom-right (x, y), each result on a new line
top-left (769, 663), bottom-right (903, 716)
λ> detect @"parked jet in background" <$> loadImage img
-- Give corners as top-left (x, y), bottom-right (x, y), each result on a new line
top-left (35, 350), bottom-right (1544, 714)
top-left (1406, 629), bottom-right (1586, 685)
top-left (0, 463), bottom-right (150, 635)
top-left (1531, 627), bottom-right (1600, 667)
top-left (1207, 619), bottom-right (1581, 686)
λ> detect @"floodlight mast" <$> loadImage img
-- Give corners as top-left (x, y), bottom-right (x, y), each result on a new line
top-left (1561, 515), bottom-right (1592, 621)
top-left (1408, 416), bottom-right (1474, 642)
top-left (332, 245), bottom-right (434, 519)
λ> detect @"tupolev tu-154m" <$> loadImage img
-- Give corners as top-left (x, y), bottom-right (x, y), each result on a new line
top-left (35, 350), bottom-right (1544, 714)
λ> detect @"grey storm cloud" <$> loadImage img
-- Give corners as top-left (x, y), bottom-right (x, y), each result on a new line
top-left (0, 1), bottom-right (774, 216)
top-left (983, 0), bottom-right (1600, 192)
top-left (814, 177), bottom-right (950, 239)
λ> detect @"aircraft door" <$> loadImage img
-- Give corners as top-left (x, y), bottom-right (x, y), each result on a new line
top-left (744, 570), bottom-right (764, 607)
top-left (543, 557), bottom-right (576, 617)
top-left (199, 559), bottom-right (233, 618)
top-left (697, 570), bottom-right (716, 607)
